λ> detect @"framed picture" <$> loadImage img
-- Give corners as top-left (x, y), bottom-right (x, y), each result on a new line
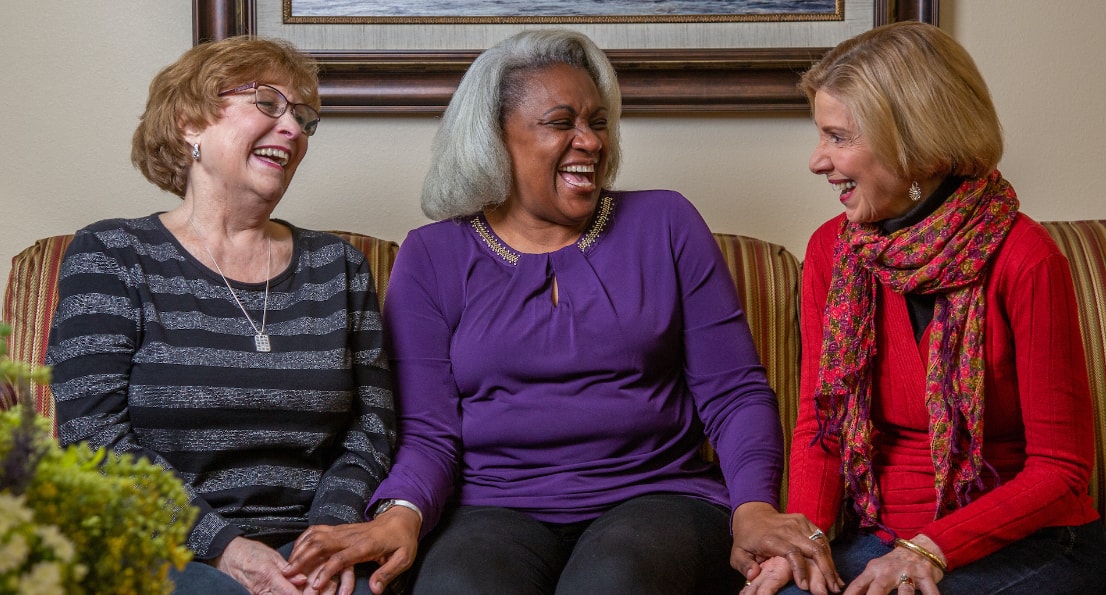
top-left (192, 0), bottom-right (938, 114)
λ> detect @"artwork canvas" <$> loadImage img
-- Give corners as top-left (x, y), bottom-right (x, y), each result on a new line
top-left (287, 0), bottom-right (840, 22)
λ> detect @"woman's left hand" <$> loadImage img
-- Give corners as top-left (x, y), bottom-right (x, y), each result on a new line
top-left (843, 536), bottom-right (944, 595)
top-left (730, 502), bottom-right (843, 593)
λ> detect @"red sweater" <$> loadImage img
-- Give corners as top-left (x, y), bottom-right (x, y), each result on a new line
top-left (788, 212), bottom-right (1099, 570)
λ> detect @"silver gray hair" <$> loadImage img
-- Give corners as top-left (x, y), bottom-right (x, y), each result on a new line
top-left (420, 28), bottom-right (623, 220)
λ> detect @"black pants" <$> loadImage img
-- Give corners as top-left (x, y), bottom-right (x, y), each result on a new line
top-left (408, 494), bottom-right (744, 595)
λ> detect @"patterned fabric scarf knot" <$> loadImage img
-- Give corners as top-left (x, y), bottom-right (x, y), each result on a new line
top-left (813, 170), bottom-right (1019, 534)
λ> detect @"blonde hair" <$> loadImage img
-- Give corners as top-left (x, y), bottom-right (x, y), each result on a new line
top-left (799, 21), bottom-right (1002, 180)
top-left (420, 28), bottom-right (622, 220)
top-left (131, 36), bottom-right (320, 197)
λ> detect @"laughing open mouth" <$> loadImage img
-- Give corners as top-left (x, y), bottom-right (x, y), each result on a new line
top-left (560, 163), bottom-right (596, 189)
top-left (253, 147), bottom-right (290, 167)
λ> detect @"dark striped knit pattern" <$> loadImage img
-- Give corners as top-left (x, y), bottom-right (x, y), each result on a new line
top-left (46, 215), bottom-right (394, 559)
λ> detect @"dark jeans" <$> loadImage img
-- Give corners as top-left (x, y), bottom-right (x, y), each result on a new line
top-left (777, 521), bottom-right (1106, 595)
top-left (169, 539), bottom-right (377, 594)
top-left (408, 494), bottom-right (744, 595)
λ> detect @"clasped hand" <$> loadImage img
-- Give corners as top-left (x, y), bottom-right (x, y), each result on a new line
top-left (729, 502), bottom-right (844, 595)
top-left (738, 525), bottom-right (947, 595)
top-left (284, 506), bottom-right (422, 595)
top-left (214, 536), bottom-right (346, 595)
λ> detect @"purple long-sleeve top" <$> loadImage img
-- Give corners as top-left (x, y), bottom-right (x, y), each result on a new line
top-left (373, 189), bottom-right (782, 535)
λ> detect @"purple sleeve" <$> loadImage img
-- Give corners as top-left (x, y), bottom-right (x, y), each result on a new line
top-left (372, 230), bottom-right (461, 536)
top-left (669, 197), bottom-right (784, 510)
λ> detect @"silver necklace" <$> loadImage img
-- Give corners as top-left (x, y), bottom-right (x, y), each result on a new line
top-left (188, 217), bottom-right (272, 352)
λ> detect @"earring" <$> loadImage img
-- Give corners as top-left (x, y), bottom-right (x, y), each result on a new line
top-left (908, 181), bottom-right (921, 202)
top-left (192, 143), bottom-right (201, 161)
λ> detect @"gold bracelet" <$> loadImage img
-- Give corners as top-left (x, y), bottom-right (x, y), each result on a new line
top-left (894, 538), bottom-right (948, 573)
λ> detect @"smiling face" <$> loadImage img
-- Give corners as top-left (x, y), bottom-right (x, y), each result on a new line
top-left (809, 90), bottom-right (915, 224)
top-left (183, 81), bottom-right (309, 206)
top-left (500, 63), bottom-right (610, 232)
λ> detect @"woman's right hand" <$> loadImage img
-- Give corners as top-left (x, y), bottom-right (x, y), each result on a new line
top-left (730, 504), bottom-right (842, 593)
top-left (742, 555), bottom-right (835, 595)
top-left (215, 536), bottom-right (308, 594)
top-left (286, 507), bottom-right (422, 595)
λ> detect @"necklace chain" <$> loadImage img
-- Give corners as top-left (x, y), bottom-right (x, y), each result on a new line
top-left (188, 217), bottom-right (272, 351)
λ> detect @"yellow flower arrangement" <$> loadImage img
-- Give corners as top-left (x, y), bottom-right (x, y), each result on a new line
top-left (1, 322), bottom-right (197, 594)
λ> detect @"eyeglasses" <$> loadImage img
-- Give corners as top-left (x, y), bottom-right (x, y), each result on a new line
top-left (218, 82), bottom-right (320, 137)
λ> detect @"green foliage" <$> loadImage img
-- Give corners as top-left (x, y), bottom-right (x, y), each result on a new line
top-left (1, 322), bottom-right (198, 594)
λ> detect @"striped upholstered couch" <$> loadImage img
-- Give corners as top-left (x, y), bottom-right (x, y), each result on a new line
top-left (3, 223), bottom-right (1105, 522)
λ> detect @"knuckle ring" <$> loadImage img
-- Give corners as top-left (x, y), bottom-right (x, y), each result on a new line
top-left (808, 528), bottom-right (826, 541)
top-left (898, 573), bottom-right (915, 587)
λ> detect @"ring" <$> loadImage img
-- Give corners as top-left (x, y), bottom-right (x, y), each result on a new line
top-left (808, 528), bottom-right (826, 541)
top-left (898, 573), bottom-right (915, 587)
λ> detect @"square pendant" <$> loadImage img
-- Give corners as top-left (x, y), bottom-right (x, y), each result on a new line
top-left (254, 334), bottom-right (271, 352)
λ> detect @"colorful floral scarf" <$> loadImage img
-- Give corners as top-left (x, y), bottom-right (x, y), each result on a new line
top-left (813, 170), bottom-right (1019, 533)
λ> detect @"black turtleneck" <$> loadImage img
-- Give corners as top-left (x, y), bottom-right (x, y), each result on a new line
top-left (878, 176), bottom-right (964, 342)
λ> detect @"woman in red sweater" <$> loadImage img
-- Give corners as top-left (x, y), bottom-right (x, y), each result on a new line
top-left (744, 21), bottom-right (1105, 595)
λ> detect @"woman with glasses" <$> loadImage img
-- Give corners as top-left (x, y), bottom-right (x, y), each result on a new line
top-left (47, 36), bottom-right (393, 595)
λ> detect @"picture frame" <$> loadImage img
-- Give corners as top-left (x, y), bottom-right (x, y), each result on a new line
top-left (192, 0), bottom-right (938, 114)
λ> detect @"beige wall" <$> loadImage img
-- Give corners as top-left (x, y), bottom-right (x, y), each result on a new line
top-left (3, 1), bottom-right (1105, 288)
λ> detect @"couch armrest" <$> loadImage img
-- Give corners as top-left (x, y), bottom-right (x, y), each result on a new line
top-left (2, 234), bottom-right (75, 419)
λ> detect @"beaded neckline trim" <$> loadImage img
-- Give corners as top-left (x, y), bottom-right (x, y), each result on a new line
top-left (471, 216), bottom-right (520, 265)
top-left (470, 194), bottom-right (615, 266)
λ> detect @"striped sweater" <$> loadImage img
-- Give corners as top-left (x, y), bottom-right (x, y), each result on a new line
top-left (47, 215), bottom-right (394, 559)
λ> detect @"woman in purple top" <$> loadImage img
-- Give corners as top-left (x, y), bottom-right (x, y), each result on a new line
top-left (287, 28), bottom-right (840, 595)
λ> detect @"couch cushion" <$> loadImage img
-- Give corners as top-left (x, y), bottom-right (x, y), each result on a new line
top-left (1042, 220), bottom-right (1106, 521)
top-left (712, 233), bottom-right (802, 510)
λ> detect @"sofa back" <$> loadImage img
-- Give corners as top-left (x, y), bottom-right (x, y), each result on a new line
top-left (4, 222), bottom-right (1105, 523)
top-left (711, 233), bottom-right (802, 509)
